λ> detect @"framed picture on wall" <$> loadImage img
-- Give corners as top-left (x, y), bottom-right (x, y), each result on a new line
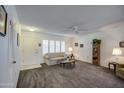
top-left (119, 41), bottom-right (124, 48)
top-left (0, 5), bottom-right (7, 36)
top-left (80, 44), bottom-right (84, 48)
top-left (75, 43), bottom-right (78, 47)
top-left (38, 43), bottom-right (41, 47)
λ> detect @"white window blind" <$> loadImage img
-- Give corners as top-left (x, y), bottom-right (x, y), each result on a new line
top-left (55, 41), bottom-right (60, 52)
top-left (61, 41), bottom-right (65, 52)
top-left (42, 40), bottom-right (65, 54)
top-left (49, 40), bottom-right (55, 53)
top-left (43, 40), bottom-right (49, 55)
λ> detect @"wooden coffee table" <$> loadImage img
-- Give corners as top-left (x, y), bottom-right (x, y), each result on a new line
top-left (60, 60), bottom-right (76, 68)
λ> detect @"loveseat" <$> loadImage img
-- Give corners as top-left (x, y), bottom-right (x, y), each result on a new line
top-left (44, 52), bottom-right (66, 65)
top-left (116, 63), bottom-right (124, 79)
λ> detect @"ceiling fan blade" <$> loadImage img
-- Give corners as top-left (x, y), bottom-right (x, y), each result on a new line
top-left (63, 29), bottom-right (73, 31)
top-left (67, 26), bottom-right (73, 29)
top-left (77, 29), bottom-right (88, 31)
top-left (75, 31), bottom-right (79, 34)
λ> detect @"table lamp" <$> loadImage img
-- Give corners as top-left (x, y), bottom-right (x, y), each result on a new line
top-left (69, 47), bottom-right (73, 54)
top-left (112, 48), bottom-right (122, 62)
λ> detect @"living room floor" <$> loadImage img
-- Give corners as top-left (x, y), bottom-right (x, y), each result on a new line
top-left (17, 61), bottom-right (124, 88)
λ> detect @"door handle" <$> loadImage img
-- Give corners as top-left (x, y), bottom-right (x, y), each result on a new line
top-left (13, 61), bottom-right (16, 64)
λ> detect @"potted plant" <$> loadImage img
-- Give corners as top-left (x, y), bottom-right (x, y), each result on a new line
top-left (93, 39), bottom-right (101, 46)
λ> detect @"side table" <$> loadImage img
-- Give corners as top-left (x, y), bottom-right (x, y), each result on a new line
top-left (108, 62), bottom-right (118, 73)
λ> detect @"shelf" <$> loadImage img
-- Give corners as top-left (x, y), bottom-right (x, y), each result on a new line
top-left (92, 40), bottom-right (101, 65)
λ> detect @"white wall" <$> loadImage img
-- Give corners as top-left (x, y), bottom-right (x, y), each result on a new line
top-left (0, 6), bottom-right (21, 87)
top-left (21, 31), bottom-right (72, 70)
top-left (73, 22), bottom-right (124, 67)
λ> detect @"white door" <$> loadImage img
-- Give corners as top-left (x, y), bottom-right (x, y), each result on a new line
top-left (8, 20), bottom-right (18, 87)
top-left (22, 37), bottom-right (41, 66)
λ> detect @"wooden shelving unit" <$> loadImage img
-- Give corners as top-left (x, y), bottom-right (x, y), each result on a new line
top-left (92, 39), bottom-right (101, 65)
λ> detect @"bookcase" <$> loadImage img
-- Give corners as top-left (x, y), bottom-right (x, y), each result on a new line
top-left (92, 39), bottom-right (101, 65)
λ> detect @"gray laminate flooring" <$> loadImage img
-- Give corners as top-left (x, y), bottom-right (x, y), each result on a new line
top-left (17, 61), bottom-right (124, 88)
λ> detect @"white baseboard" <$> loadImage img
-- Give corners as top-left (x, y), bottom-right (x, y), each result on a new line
top-left (21, 64), bottom-right (41, 70)
top-left (0, 83), bottom-right (14, 88)
top-left (77, 59), bottom-right (91, 63)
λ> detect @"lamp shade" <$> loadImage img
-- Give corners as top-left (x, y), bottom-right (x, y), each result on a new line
top-left (69, 47), bottom-right (73, 52)
top-left (112, 48), bottom-right (122, 56)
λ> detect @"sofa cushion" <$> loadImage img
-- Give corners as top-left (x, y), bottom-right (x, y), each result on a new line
top-left (50, 57), bottom-right (65, 61)
top-left (44, 52), bottom-right (65, 58)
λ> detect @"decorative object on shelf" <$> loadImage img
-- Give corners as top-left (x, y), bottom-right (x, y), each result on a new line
top-left (70, 53), bottom-right (75, 60)
top-left (80, 44), bottom-right (84, 48)
top-left (119, 41), bottom-right (124, 48)
top-left (92, 39), bottom-right (101, 65)
top-left (75, 43), bottom-right (78, 47)
top-left (66, 54), bottom-right (75, 61)
top-left (66, 56), bottom-right (70, 61)
top-left (0, 5), bottom-right (7, 36)
top-left (112, 48), bottom-right (122, 62)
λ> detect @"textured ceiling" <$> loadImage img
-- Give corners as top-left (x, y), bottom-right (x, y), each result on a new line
top-left (16, 5), bottom-right (124, 36)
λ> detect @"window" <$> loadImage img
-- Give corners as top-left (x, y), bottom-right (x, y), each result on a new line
top-left (61, 41), bottom-right (65, 52)
top-left (42, 40), bottom-right (65, 55)
top-left (43, 40), bottom-right (49, 54)
top-left (55, 41), bottom-right (60, 52)
top-left (49, 40), bottom-right (55, 53)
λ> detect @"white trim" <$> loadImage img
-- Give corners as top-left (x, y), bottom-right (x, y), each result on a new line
top-left (0, 83), bottom-right (14, 88)
top-left (21, 64), bottom-right (41, 70)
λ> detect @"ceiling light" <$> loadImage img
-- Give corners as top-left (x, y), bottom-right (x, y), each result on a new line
top-left (21, 24), bottom-right (40, 32)
top-left (29, 28), bottom-right (35, 32)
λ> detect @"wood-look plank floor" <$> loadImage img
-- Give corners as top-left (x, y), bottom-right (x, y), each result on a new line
top-left (17, 61), bottom-right (124, 88)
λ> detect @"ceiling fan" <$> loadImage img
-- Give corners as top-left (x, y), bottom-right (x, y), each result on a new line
top-left (64, 24), bottom-right (88, 34)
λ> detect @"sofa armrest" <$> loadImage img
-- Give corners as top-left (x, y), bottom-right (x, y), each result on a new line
top-left (116, 64), bottom-right (124, 69)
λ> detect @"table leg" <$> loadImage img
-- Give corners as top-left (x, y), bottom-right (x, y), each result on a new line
top-left (63, 63), bottom-right (65, 68)
top-left (114, 65), bottom-right (116, 74)
top-left (71, 63), bottom-right (72, 67)
top-left (74, 62), bottom-right (75, 67)
top-left (108, 63), bottom-right (110, 70)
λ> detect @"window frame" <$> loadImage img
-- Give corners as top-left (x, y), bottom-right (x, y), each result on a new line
top-left (42, 40), bottom-right (65, 55)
